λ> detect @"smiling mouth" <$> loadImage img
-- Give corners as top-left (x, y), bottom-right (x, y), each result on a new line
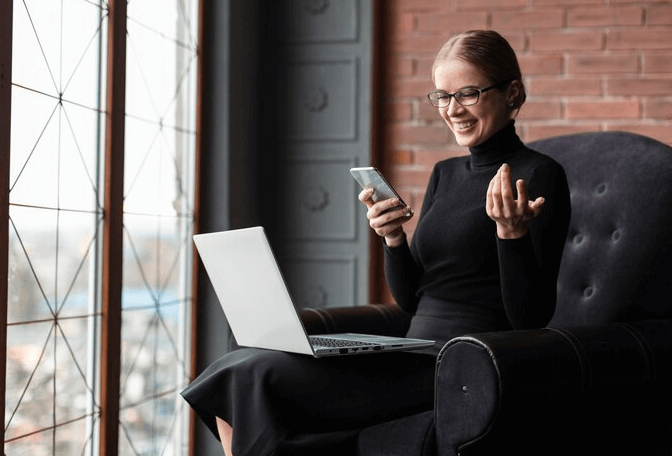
top-left (453, 120), bottom-right (477, 131)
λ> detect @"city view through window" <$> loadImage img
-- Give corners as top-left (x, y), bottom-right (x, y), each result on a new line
top-left (5, 1), bottom-right (199, 454)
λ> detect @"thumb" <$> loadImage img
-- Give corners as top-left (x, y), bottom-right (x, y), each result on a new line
top-left (528, 197), bottom-right (545, 218)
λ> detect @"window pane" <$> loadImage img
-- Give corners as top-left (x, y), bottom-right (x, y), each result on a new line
top-left (120, 0), bottom-right (198, 453)
top-left (7, 0), bottom-right (200, 454)
top-left (6, 0), bottom-right (106, 453)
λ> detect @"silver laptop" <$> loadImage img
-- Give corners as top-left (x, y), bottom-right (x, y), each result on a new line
top-left (193, 226), bottom-right (435, 357)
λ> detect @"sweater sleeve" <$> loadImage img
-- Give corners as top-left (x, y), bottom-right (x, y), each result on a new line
top-left (383, 241), bottom-right (423, 313)
top-left (496, 161), bottom-right (571, 329)
top-left (382, 166), bottom-right (440, 314)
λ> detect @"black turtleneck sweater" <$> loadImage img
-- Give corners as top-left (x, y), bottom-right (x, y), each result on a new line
top-left (385, 122), bottom-right (570, 346)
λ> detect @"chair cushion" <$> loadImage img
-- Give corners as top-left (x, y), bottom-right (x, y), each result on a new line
top-left (275, 429), bottom-right (360, 456)
top-left (356, 410), bottom-right (435, 456)
top-left (530, 132), bottom-right (672, 326)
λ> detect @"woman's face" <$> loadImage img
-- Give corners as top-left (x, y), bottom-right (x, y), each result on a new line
top-left (433, 59), bottom-right (515, 148)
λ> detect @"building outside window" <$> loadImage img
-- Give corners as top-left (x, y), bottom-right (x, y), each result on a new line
top-left (4, 0), bottom-right (200, 454)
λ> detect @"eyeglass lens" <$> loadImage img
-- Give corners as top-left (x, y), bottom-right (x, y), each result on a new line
top-left (429, 89), bottom-right (479, 107)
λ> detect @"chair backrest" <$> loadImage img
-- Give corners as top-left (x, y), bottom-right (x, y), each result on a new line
top-left (529, 131), bottom-right (672, 327)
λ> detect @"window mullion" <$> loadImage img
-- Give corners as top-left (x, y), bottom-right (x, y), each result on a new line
top-left (0, 1), bottom-right (13, 454)
top-left (100, 1), bottom-right (127, 455)
top-left (188, 0), bottom-right (207, 453)
top-left (0, 1), bottom-right (12, 452)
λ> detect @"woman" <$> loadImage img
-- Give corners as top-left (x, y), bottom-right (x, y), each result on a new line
top-left (182, 30), bottom-right (570, 456)
top-left (364, 29), bottom-right (571, 352)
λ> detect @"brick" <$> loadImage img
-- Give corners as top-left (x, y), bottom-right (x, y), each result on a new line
top-left (392, 79), bottom-right (435, 98)
top-left (643, 100), bottom-right (672, 120)
top-left (393, 35), bottom-right (450, 55)
top-left (400, 12), bottom-right (415, 32)
top-left (418, 100), bottom-right (440, 121)
top-left (608, 29), bottom-right (672, 50)
top-left (528, 77), bottom-right (602, 96)
top-left (393, 149), bottom-right (413, 165)
top-left (518, 54), bottom-right (564, 76)
top-left (393, 57), bottom-right (415, 77)
top-left (392, 102), bottom-right (413, 121)
top-left (603, 124), bottom-right (672, 145)
top-left (455, 0), bottom-right (526, 10)
top-left (567, 6), bottom-right (644, 27)
top-left (643, 52), bottom-right (672, 73)
top-left (415, 147), bottom-right (467, 167)
top-left (397, 0), bottom-right (450, 12)
top-left (417, 58), bottom-right (436, 80)
top-left (492, 10), bottom-right (564, 30)
top-left (416, 12), bottom-right (488, 33)
top-left (648, 4), bottom-right (672, 25)
top-left (566, 101), bottom-right (640, 119)
top-left (518, 100), bottom-right (563, 120)
top-left (408, 190), bottom-right (425, 213)
top-left (388, 166), bottom-right (434, 188)
top-left (567, 53), bottom-right (639, 74)
top-left (532, 0), bottom-right (601, 5)
top-left (607, 77), bottom-right (672, 96)
top-left (530, 31), bottom-right (604, 52)
top-left (387, 124), bottom-right (451, 145)
top-left (499, 32), bottom-right (527, 52)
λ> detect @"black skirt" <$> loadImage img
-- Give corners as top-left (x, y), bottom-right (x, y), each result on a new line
top-left (181, 347), bottom-right (436, 456)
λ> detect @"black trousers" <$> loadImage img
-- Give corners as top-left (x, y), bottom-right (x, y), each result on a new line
top-left (182, 348), bottom-right (436, 456)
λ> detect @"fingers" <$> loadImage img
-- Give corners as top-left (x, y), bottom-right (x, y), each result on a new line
top-left (368, 204), bottom-right (414, 239)
top-left (358, 188), bottom-right (414, 238)
top-left (515, 178), bottom-right (528, 213)
top-left (487, 164), bottom-right (515, 219)
top-left (486, 175), bottom-right (495, 215)
top-left (528, 196), bottom-right (545, 218)
top-left (358, 188), bottom-right (375, 207)
top-left (366, 197), bottom-right (407, 219)
top-left (517, 179), bottom-right (546, 218)
top-left (498, 165), bottom-right (515, 217)
top-left (487, 164), bottom-right (546, 239)
top-left (368, 204), bottom-right (413, 228)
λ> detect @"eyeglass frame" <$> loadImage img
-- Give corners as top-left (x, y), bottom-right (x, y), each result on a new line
top-left (427, 78), bottom-right (515, 108)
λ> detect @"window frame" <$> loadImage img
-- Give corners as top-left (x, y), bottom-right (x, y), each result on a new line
top-left (0, 0), bottom-right (12, 449)
top-left (0, 0), bottom-right (204, 454)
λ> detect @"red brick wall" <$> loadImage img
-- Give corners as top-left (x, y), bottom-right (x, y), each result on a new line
top-left (371, 0), bottom-right (672, 301)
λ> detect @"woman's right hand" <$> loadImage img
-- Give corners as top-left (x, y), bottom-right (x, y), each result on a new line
top-left (358, 188), bottom-right (414, 247)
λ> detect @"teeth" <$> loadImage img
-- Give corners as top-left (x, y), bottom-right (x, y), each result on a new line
top-left (455, 120), bottom-right (476, 129)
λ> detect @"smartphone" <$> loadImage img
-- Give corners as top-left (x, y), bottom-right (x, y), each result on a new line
top-left (350, 167), bottom-right (407, 207)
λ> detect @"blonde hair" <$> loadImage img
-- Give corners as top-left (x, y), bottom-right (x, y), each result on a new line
top-left (432, 30), bottom-right (526, 109)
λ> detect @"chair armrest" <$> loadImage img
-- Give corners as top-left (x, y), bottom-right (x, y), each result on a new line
top-left (298, 303), bottom-right (411, 337)
top-left (435, 320), bottom-right (672, 456)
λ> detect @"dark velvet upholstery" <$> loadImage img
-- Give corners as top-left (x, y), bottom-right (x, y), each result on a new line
top-left (289, 131), bottom-right (672, 456)
top-left (539, 132), bottom-right (672, 326)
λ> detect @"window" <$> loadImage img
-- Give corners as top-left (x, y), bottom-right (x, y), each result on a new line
top-left (3, 0), bottom-right (200, 454)
top-left (119, 1), bottom-right (198, 453)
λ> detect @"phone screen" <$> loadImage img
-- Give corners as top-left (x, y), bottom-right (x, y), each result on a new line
top-left (350, 167), bottom-right (406, 206)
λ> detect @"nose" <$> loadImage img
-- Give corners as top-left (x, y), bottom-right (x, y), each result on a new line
top-left (445, 97), bottom-right (463, 116)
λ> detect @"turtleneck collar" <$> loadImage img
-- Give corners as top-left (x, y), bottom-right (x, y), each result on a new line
top-left (468, 121), bottom-right (524, 169)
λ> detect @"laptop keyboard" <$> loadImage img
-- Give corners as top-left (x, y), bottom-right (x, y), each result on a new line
top-left (309, 336), bottom-right (379, 348)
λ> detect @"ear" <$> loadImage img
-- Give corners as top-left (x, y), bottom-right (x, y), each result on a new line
top-left (507, 79), bottom-right (523, 108)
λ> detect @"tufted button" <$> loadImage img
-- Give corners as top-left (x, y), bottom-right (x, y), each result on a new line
top-left (612, 230), bottom-right (621, 242)
top-left (583, 286), bottom-right (594, 298)
top-left (462, 386), bottom-right (468, 394)
top-left (573, 234), bottom-right (584, 245)
top-left (596, 183), bottom-right (607, 195)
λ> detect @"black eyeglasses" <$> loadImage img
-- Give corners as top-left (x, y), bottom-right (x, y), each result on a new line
top-left (427, 79), bottom-right (514, 108)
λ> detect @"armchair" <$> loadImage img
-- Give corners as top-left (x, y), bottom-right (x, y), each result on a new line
top-left (283, 131), bottom-right (672, 456)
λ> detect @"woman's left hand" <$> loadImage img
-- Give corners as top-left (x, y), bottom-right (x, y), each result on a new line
top-left (486, 163), bottom-right (545, 239)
